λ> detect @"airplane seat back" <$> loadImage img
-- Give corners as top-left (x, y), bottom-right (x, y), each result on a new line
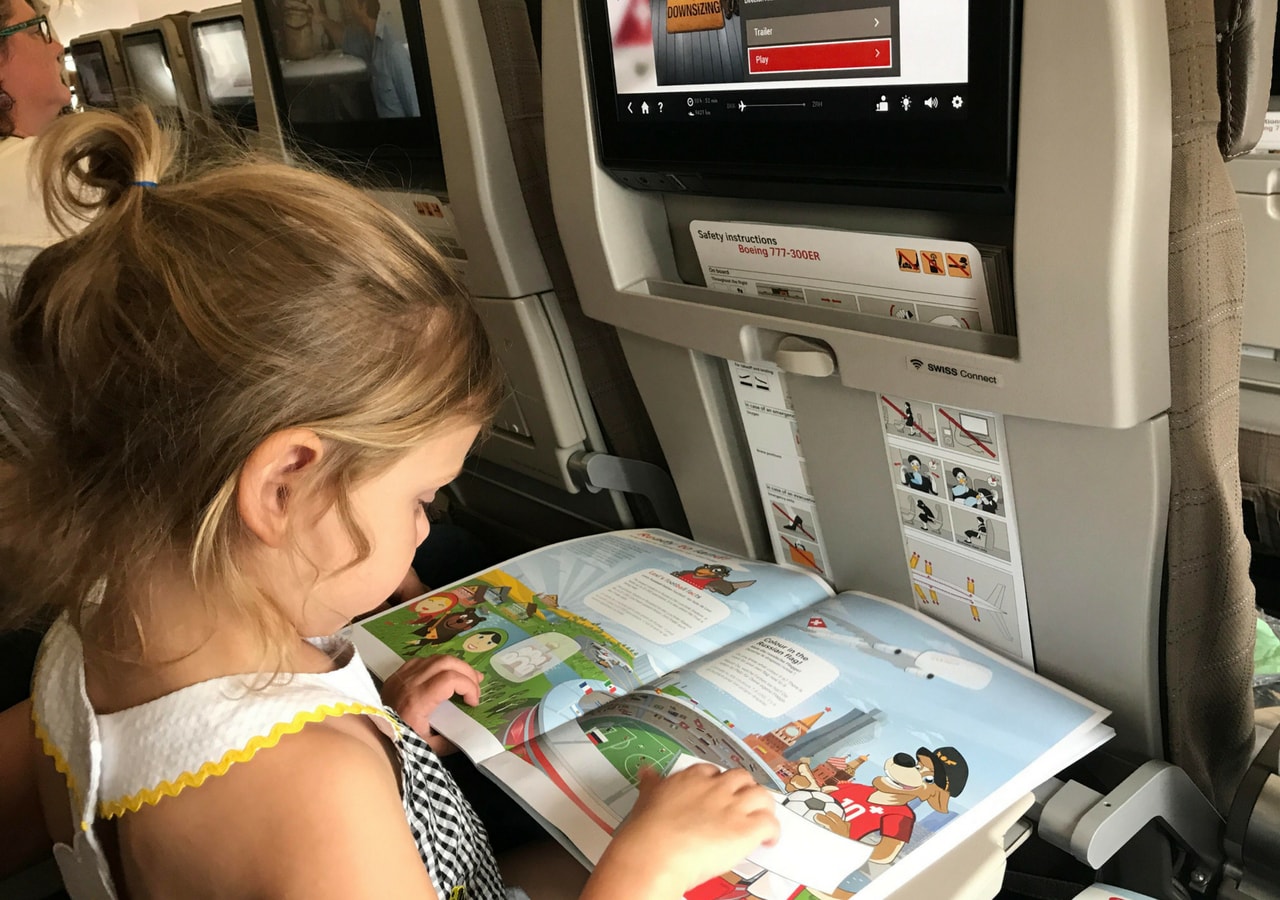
top-left (410, 0), bottom-right (684, 555)
top-left (473, 0), bottom-right (670, 492)
top-left (544, 0), bottom-right (1257, 847)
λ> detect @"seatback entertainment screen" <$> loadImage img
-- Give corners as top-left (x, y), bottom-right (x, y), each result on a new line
top-left (71, 42), bottom-right (117, 108)
top-left (122, 30), bottom-right (180, 112)
top-left (192, 16), bottom-right (259, 130)
top-left (251, 0), bottom-right (446, 189)
top-left (584, 0), bottom-right (1018, 207)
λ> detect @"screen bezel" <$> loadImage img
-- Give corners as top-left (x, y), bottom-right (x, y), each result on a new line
top-left (249, 0), bottom-right (447, 192)
top-left (70, 41), bottom-right (117, 108)
top-left (122, 28), bottom-right (181, 111)
top-left (191, 13), bottom-right (260, 130)
top-left (582, 0), bottom-right (1021, 207)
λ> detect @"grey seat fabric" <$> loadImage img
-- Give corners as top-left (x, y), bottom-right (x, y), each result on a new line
top-left (1213, 0), bottom-right (1278, 157)
top-left (476, 0), bottom-right (670, 494)
top-left (1166, 0), bottom-right (1257, 808)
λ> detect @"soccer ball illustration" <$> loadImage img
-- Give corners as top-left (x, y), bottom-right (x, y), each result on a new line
top-left (779, 788), bottom-right (842, 825)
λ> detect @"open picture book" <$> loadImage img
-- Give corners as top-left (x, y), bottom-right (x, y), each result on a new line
top-left (351, 530), bottom-right (1111, 900)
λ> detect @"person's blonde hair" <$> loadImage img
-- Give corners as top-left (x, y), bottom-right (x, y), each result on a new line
top-left (0, 106), bottom-right (503, 662)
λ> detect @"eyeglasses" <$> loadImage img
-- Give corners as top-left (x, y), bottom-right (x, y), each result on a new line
top-left (0, 15), bottom-right (53, 44)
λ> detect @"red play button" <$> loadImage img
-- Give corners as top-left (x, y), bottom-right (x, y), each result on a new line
top-left (748, 38), bottom-right (893, 75)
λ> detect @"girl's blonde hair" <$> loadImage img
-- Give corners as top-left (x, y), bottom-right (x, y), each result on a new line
top-left (0, 106), bottom-right (503, 661)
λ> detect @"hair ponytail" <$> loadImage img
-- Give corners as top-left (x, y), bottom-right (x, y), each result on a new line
top-left (36, 105), bottom-right (177, 235)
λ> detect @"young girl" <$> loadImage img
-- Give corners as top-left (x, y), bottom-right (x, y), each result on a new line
top-left (3, 107), bottom-right (778, 900)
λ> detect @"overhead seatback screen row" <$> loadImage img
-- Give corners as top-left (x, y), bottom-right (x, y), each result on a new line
top-left (249, 0), bottom-right (446, 189)
top-left (583, 0), bottom-right (1018, 208)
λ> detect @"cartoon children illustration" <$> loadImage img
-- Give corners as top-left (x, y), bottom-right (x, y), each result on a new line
top-left (901, 454), bottom-right (935, 494)
top-left (671, 564), bottom-right (757, 596)
top-left (405, 584), bottom-right (486, 625)
top-left (405, 608), bottom-right (487, 649)
top-left (788, 745), bottom-right (969, 869)
top-left (460, 629), bottom-right (506, 655)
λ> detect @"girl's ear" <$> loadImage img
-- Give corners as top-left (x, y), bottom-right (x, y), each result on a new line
top-left (237, 429), bottom-right (325, 548)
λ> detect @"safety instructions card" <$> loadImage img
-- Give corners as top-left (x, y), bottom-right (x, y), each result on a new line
top-left (729, 361), bottom-right (832, 582)
top-left (691, 221), bottom-right (995, 332)
top-left (879, 395), bottom-right (1034, 665)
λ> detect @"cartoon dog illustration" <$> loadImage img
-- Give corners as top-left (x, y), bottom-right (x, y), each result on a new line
top-left (787, 745), bottom-right (969, 868)
top-left (671, 564), bottom-right (757, 596)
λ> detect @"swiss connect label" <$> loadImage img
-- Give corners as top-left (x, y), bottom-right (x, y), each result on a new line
top-left (907, 356), bottom-right (1003, 387)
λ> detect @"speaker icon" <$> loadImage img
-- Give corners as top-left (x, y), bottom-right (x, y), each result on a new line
top-left (923, 96), bottom-right (940, 109)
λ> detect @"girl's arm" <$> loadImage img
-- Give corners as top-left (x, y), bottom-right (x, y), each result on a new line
top-left (0, 700), bottom-right (52, 878)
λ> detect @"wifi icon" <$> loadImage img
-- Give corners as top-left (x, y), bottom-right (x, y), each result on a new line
top-left (910, 358), bottom-right (925, 370)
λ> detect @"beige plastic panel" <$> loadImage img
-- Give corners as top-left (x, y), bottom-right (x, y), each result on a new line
top-left (241, 2), bottom-right (285, 157)
top-left (616, 330), bottom-right (771, 559)
top-left (544, 0), bottom-right (1172, 430)
top-left (470, 294), bottom-right (588, 492)
top-left (121, 16), bottom-right (201, 127)
top-left (69, 31), bottom-right (131, 105)
top-left (1230, 156), bottom-right (1280, 350)
top-left (416, 0), bottom-right (551, 301)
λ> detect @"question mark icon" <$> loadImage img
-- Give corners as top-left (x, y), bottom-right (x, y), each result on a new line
top-left (658, 101), bottom-right (664, 113)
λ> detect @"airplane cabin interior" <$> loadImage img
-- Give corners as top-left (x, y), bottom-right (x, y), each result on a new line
top-left (11, 1), bottom-right (1280, 898)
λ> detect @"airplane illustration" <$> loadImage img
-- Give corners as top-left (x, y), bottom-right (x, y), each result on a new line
top-left (908, 551), bottom-right (1013, 640)
top-left (804, 618), bottom-right (992, 690)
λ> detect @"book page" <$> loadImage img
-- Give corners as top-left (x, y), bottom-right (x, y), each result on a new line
top-left (489, 593), bottom-right (1109, 900)
top-left (351, 529), bottom-right (832, 762)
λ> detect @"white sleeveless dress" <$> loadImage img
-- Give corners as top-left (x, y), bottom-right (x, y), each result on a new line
top-left (31, 615), bottom-right (515, 900)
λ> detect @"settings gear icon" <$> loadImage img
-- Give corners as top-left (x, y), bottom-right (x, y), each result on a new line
top-left (951, 95), bottom-right (964, 109)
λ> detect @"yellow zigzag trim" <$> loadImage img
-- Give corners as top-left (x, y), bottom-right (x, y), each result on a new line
top-left (97, 702), bottom-right (400, 820)
top-left (32, 710), bottom-right (79, 801)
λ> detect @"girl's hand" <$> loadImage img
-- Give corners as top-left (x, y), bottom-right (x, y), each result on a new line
top-left (379, 656), bottom-right (481, 755)
top-left (590, 765), bottom-right (780, 898)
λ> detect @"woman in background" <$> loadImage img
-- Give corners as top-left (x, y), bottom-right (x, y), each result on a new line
top-left (0, 0), bottom-right (70, 284)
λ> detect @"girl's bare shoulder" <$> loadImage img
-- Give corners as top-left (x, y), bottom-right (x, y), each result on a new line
top-left (112, 717), bottom-right (438, 899)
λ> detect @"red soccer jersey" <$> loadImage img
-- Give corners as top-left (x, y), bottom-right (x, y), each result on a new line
top-left (675, 572), bottom-right (717, 590)
top-left (829, 782), bottom-right (915, 842)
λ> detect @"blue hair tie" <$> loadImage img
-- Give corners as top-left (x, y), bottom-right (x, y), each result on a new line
top-left (131, 180), bottom-right (158, 189)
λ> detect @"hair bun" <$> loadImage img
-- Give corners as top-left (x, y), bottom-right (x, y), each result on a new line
top-left (35, 105), bottom-right (177, 235)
